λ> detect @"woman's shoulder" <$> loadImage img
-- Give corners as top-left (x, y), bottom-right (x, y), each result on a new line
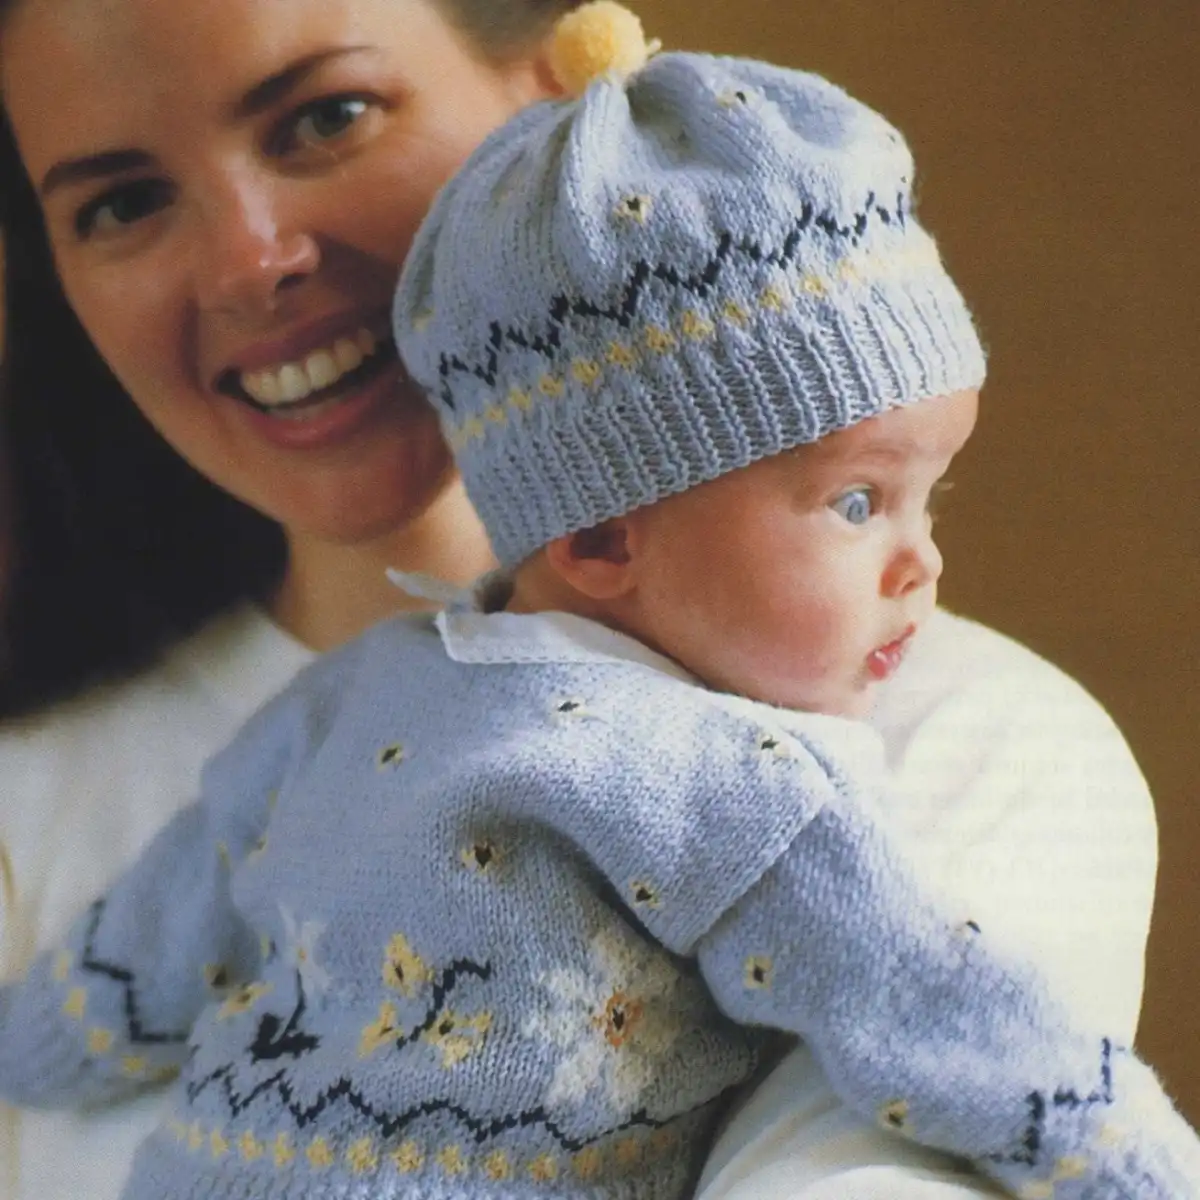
top-left (0, 604), bottom-right (311, 753)
top-left (0, 605), bottom-right (314, 959)
top-left (872, 606), bottom-right (1125, 747)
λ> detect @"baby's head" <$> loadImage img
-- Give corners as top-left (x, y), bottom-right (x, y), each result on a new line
top-left (395, 1), bottom-right (985, 717)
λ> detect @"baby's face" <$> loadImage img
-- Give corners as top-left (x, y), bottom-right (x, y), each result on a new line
top-left (622, 389), bottom-right (979, 717)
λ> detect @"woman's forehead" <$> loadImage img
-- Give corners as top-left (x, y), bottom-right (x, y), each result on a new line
top-left (2, 0), bottom-right (428, 168)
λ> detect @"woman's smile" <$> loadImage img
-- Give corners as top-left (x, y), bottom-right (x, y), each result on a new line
top-left (0, 0), bottom-right (551, 542)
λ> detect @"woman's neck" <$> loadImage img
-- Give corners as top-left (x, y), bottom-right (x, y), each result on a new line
top-left (268, 481), bottom-right (495, 651)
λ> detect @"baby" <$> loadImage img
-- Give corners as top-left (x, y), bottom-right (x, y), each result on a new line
top-left (1, 4), bottom-right (1197, 1198)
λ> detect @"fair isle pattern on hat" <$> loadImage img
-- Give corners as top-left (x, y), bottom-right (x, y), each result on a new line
top-left (395, 53), bottom-right (986, 567)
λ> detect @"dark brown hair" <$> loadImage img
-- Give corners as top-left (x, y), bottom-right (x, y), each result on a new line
top-left (0, 0), bottom-right (581, 717)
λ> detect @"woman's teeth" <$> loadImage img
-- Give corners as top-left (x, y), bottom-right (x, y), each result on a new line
top-left (240, 327), bottom-right (380, 407)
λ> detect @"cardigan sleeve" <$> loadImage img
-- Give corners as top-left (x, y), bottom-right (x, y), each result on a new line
top-left (528, 664), bottom-right (1200, 1197)
top-left (690, 744), bottom-right (1200, 1199)
top-left (0, 662), bottom-right (332, 1111)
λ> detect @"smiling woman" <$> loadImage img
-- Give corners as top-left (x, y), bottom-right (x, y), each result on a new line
top-left (0, 0), bottom-right (563, 707)
top-left (0, 0), bottom-right (1166, 1198)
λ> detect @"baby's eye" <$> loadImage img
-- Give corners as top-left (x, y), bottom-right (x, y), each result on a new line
top-left (830, 487), bottom-right (874, 526)
top-left (926, 479), bottom-right (955, 521)
top-left (75, 179), bottom-right (173, 239)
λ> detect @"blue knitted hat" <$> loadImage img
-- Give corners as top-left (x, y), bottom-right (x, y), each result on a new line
top-left (394, 4), bottom-right (986, 567)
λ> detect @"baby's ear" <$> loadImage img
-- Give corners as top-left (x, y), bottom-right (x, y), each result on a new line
top-left (545, 519), bottom-right (635, 600)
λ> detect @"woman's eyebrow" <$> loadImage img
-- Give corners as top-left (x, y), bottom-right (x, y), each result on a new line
top-left (41, 149), bottom-right (154, 199)
top-left (228, 45), bottom-right (376, 121)
top-left (39, 46), bottom-right (376, 198)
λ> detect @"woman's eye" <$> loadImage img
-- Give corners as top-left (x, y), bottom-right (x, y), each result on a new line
top-left (75, 179), bottom-right (173, 238)
top-left (284, 96), bottom-right (373, 152)
top-left (830, 487), bottom-right (874, 525)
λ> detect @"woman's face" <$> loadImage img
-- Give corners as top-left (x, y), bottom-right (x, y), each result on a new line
top-left (1, 0), bottom-right (551, 543)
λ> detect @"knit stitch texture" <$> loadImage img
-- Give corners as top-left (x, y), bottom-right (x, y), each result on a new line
top-left (1, 611), bottom-right (1198, 1198)
top-left (394, 53), bottom-right (987, 566)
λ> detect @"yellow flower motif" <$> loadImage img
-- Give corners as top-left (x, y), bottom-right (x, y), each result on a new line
top-left (717, 87), bottom-right (753, 108)
top-left (422, 1009), bottom-right (493, 1067)
top-left (744, 955), bottom-right (773, 990)
top-left (760, 285), bottom-right (789, 311)
top-left (484, 1150), bottom-right (512, 1181)
top-left (1054, 1157), bottom-right (1088, 1180)
top-left (593, 991), bottom-right (643, 1048)
top-left (508, 386), bottom-right (533, 413)
top-left (203, 962), bottom-right (232, 991)
top-left (460, 839), bottom-right (501, 874)
top-left (346, 1138), bottom-right (379, 1174)
top-left (630, 880), bottom-right (660, 909)
top-left (121, 1056), bottom-right (147, 1077)
top-left (216, 841), bottom-right (232, 870)
top-left (1019, 1184), bottom-right (1054, 1200)
top-left (53, 950), bottom-right (72, 982)
top-left (437, 1145), bottom-right (468, 1176)
top-left (837, 257), bottom-right (864, 285)
top-left (307, 1137), bottom-right (335, 1169)
top-left (210, 1131), bottom-right (229, 1159)
top-left (538, 374), bottom-right (564, 398)
top-left (649, 1126), bottom-right (677, 1156)
top-left (800, 274), bottom-right (827, 298)
top-left (607, 341), bottom-right (637, 368)
top-left (615, 193), bottom-right (653, 223)
top-left (273, 1133), bottom-right (295, 1168)
top-left (573, 1146), bottom-right (604, 1180)
top-left (359, 1001), bottom-right (400, 1058)
top-left (615, 1137), bottom-right (642, 1168)
top-left (383, 933), bottom-right (430, 997)
top-left (239, 1132), bottom-right (265, 1162)
top-left (217, 982), bottom-right (273, 1020)
top-left (722, 300), bottom-right (749, 326)
top-left (572, 359), bottom-right (601, 386)
top-left (62, 988), bottom-right (87, 1020)
top-left (680, 310), bottom-right (714, 340)
top-left (643, 325), bottom-right (675, 354)
top-left (187, 1123), bottom-right (205, 1152)
top-left (377, 743), bottom-right (405, 769)
top-left (484, 404), bottom-right (508, 426)
top-left (86, 1027), bottom-right (114, 1055)
top-left (463, 415), bottom-right (486, 442)
top-left (528, 1153), bottom-right (559, 1182)
top-left (879, 1099), bottom-right (909, 1130)
top-left (412, 308), bottom-right (434, 332)
top-left (391, 1141), bottom-right (424, 1173)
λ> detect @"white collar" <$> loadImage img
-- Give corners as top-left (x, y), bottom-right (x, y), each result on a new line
top-left (387, 567), bottom-right (695, 682)
top-left (435, 606), bottom-right (697, 683)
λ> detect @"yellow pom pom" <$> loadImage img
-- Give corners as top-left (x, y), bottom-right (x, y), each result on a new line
top-left (549, 1), bottom-right (656, 98)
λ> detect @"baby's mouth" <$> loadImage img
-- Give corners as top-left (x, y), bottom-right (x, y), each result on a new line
top-left (217, 327), bottom-right (400, 419)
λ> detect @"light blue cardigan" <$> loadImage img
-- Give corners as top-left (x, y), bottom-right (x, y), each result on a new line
top-left (0, 606), bottom-right (1196, 1198)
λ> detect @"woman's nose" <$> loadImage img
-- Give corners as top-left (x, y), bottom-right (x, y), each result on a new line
top-left (881, 522), bottom-right (944, 597)
top-left (193, 175), bottom-right (319, 317)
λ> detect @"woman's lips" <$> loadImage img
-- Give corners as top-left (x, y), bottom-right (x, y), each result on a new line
top-left (866, 625), bottom-right (916, 681)
top-left (230, 353), bottom-right (411, 451)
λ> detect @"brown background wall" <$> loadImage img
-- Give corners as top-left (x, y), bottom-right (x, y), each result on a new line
top-left (635, 0), bottom-right (1200, 1115)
